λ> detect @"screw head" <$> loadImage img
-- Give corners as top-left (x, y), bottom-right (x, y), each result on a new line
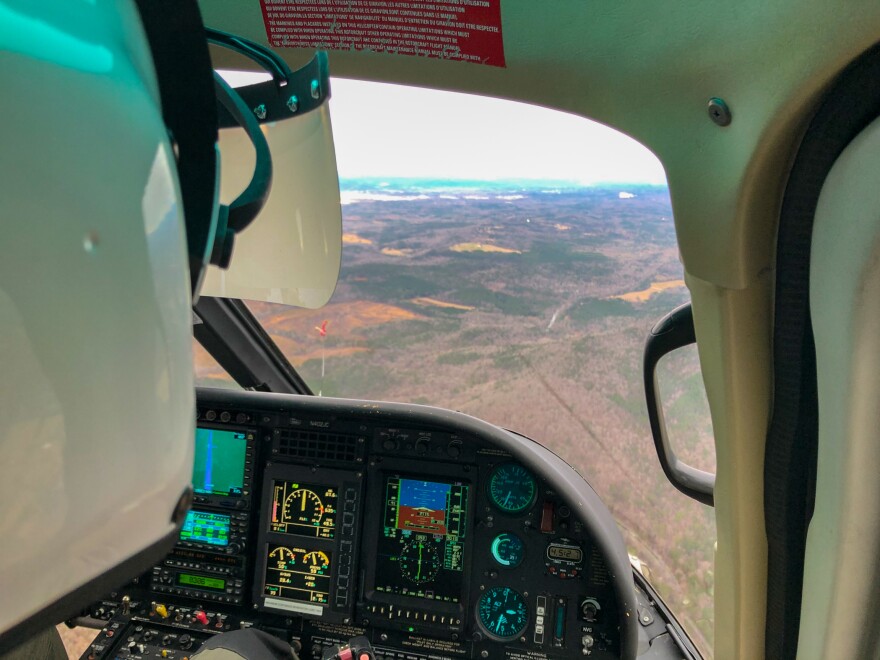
top-left (707, 97), bottom-right (732, 127)
top-left (286, 95), bottom-right (299, 113)
top-left (253, 104), bottom-right (267, 120)
top-left (83, 230), bottom-right (100, 254)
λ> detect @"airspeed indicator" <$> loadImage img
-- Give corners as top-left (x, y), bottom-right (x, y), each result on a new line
top-left (488, 464), bottom-right (537, 514)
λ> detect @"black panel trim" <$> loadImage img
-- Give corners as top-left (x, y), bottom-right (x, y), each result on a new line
top-left (197, 386), bottom-right (640, 660)
top-left (194, 296), bottom-right (312, 395)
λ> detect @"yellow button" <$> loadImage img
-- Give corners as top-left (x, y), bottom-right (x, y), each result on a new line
top-left (156, 604), bottom-right (168, 618)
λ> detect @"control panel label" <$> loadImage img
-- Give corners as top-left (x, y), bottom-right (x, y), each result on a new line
top-left (259, 0), bottom-right (506, 67)
top-left (264, 597), bottom-right (324, 616)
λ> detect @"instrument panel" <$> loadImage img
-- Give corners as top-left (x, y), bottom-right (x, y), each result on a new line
top-left (78, 389), bottom-right (697, 660)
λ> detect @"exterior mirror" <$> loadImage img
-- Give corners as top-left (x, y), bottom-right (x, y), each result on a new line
top-left (643, 303), bottom-right (715, 506)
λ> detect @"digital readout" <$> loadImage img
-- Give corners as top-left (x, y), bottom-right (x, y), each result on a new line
top-left (547, 545), bottom-right (583, 562)
top-left (263, 544), bottom-right (332, 605)
top-left (270, 481), bottom-right (337, 539)
top-left (177, 573), bottom-right (226, 591)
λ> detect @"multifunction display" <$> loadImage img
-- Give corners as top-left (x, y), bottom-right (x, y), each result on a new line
top-left (375, 477), bottom-right (469, 602)
top-left (193, 427), bottom-right (248, 498)
top-left (179, 510), bottom-right (230, 547)
top-left (270, 481), bottom-right (337, 539)
top-left (263, 544), bottom-right (332, 605)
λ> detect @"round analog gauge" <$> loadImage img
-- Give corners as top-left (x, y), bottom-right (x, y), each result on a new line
top-left (491, 533), bottom-right (525, 568)
top-left (488, 464), bottom-right (537, 514)
top-left (477, 586), bottom-right (529, 641)
top-left (284, 488), bottom-right (326, 527)
top-left (303, 550), bottom-right (330, 573)
top-left (399, 539), bottom-right (441, 583)
top-left (268, 546), bottom-right (296, 567)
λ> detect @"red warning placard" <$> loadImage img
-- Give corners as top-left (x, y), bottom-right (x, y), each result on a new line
top-left (260, 0), bottom-right (506, 67)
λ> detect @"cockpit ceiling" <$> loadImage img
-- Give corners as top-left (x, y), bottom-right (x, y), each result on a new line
top-left (202, 0), bottom-right (880, 290)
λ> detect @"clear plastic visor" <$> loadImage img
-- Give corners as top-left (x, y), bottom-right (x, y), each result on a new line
top-left (201, 102), bottom-right (342, 308)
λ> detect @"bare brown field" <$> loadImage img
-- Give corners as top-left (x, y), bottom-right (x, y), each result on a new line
top-left (450, 242), bottom-right (522, 254)
top-left (342, 233), bottom-right (373, 245)
top-left (249, 301), bottom-right (424, 344)
top-left (613, 279), bottom-right (686, 302)
top-left (411, 297), bottom-right (476, 311)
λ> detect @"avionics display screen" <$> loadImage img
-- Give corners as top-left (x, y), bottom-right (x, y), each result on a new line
top-left (193, 427), bottom-right (247, 497)
top-left (263, 544), bottom-right (332, 605)
top-left (374, 476), bottom-right (469, 603)
top-left (179, 510), bottom-right (230, 547)
top-left (177, 573), bottom-right (226, 591)
top-left (270, 481), bottom-right (338, 539)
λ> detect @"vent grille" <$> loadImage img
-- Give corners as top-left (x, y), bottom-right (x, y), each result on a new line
top-left (275, 428), bottom-right (359, 462)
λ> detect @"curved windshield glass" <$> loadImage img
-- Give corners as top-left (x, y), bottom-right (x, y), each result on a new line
top-left (201, 79), bottom-right (716, 655)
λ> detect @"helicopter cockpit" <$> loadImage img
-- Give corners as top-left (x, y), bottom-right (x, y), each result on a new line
top-left (4, 2), bottom-right (880, 660)
top-left (72, 387), bottom-right (694, 660)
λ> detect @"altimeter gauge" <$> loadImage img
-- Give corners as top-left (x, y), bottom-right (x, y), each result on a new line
top-left (477, 586), bottom-right (529, 640)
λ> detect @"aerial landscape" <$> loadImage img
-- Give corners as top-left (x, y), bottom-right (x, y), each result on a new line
top-left (195, 178), bottom-right (717, 654)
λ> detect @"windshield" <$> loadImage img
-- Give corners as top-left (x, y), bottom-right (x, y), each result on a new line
top-left (197, 80), bottom-right (716, 655)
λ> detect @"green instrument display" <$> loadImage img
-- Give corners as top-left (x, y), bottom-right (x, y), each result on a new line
top-left (477, 586), bottom-right (529, 640)
top-left (176, 573), bottom-right (226, 591)
top-left (487, 464), bottom-right (537, 514)
top-left (491, 532), bottom-right (525, 568)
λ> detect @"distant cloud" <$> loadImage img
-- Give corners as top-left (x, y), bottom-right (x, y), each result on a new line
top-left (618, 192), bottom-right (636, 199)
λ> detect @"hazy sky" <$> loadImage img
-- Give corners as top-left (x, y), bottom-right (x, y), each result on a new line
top-left (330, 79), bottom-right (666, 184)
top-left (223, 73), bottom-right (667, 185)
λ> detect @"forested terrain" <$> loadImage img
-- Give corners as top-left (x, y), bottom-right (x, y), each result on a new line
top-left (196, 179), bottom-right (716, 653)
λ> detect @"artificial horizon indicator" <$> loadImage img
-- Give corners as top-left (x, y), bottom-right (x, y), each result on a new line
top-left (374, 476), bottom-right (469, 602)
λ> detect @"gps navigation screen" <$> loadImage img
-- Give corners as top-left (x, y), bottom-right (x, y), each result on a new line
top-left (179, 510), bottom-right (230, 547)
top-left (193, 427), bottom-right (247, 497)
top-left (374, 476), bottom-right (469, 603)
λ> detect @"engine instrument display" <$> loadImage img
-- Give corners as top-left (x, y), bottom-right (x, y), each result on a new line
top-left (491, 532), bottom-right (525, 568)
top-left (179, 510), bottom-right (230, 547)
top-left (270, 481), bottom-right (337, 539)
top-left (487, 464), bottom-right (537, 514)
top-left (193, 427), bottom-right (248, 497)
top-left (477, 586), bottom-right (529, 641)
top-left (263, 544), bottom-right (332, 605)
top-left (374, 476), bottom-right (469, 602)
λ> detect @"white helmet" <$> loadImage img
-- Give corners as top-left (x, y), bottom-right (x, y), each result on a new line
top-left (0, 1), bottom-right (340, 648)
top-left (0, 0), bottom-right (271, 648)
